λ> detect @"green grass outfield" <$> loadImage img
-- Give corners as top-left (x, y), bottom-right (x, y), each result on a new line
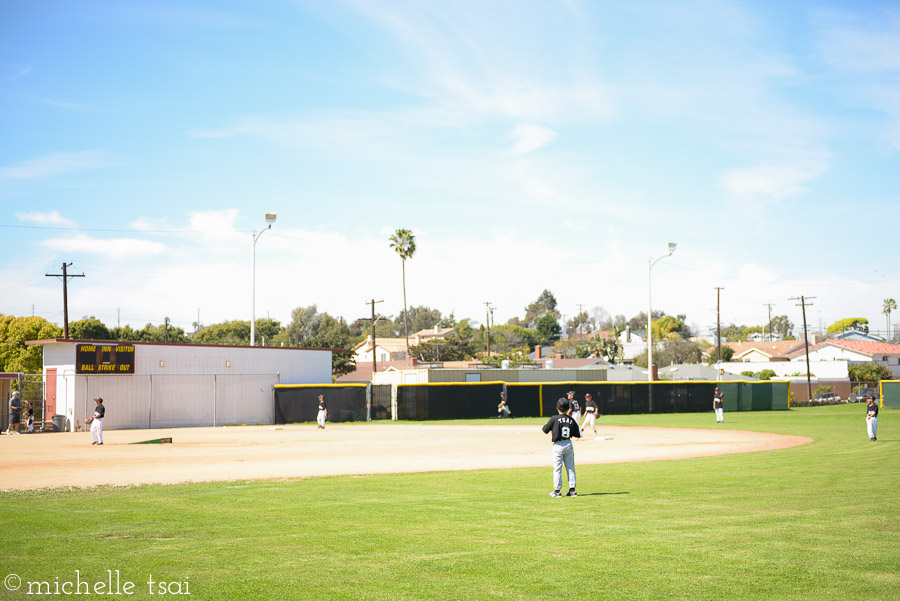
top-left (1, 404), bottom-right (896, 601)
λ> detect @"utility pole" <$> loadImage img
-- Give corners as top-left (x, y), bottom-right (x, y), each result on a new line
top-left (577, 303), bottom-right (585, 341)
top-left (365, 299), bottom-right (384, 377)
top-left (763, 303), bottom-right (774, 354)
top-left (790, 296), bottom-right (816, 402)
top-left (714, 287), bottom-right (724, 363)
top-left (164, 317), bottom-right (170, 343)
top-left (484, 301), bottom-right (492, 357)
top-left (45, 262), bottom-right (85, 339)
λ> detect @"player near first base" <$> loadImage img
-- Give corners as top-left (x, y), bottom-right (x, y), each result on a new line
top-left (542, 397), bottom-right (581, 497)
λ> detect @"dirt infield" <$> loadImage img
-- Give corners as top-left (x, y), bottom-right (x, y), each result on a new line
top-left (0, 423), bottom-right (812, 491)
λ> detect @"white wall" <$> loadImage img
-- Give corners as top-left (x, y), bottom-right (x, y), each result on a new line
top-left (721, 360), bottom-right (849, 379)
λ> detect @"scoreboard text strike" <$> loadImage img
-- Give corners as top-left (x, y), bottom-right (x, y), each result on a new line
top-left (76, 344), bottom-right (135, 374)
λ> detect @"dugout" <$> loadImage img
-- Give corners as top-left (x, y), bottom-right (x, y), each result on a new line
top-left (274, 384), bottom-right (391, 423)
top-left (28, 339), bottom-right (333, 430)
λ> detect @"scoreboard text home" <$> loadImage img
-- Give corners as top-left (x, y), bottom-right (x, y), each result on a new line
top-left (76, 343), bottom-right (135, 374)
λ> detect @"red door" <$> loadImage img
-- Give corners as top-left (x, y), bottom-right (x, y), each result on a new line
top-left (46, 368), bottom-right (57, 417)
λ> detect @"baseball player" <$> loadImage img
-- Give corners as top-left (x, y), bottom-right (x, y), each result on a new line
top-left (89, 397), bottom-right (105, 445)
top-left (6, 390), bottom-right (21, 435)
top-left (567, 390), bottom-right (581, 425)
top-left (542, 397), bottom-right (581, 497)
top-left (497, 391), bottom-right (512, 418)
top-left (316, 395), bottom-right (327, 429)
top-left (580, 393), bottom-right (599, 437)
top-left (866, 396), bottom-right (879, 441)
top-left (25, 401), bottom-right (34, 433)
top-left (713, 387), bottom-right (725, 423)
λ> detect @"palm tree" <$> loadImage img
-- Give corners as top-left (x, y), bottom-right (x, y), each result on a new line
top-left (884, 298), bottom-right (897, 341)
top-left (389, 229), bottom-right (417, 353)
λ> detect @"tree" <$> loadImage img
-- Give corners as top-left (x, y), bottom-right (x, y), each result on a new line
top-left (535, 313), bottom-right (561, 344)
top-left (126, 321), bottom-right (189, 343)
top-left (523, 290), bottom-right (559, 328)
top-left (0, 315), bottom-right (62, 373)
top-left (283, 305), bottom-right (356, 377)
top-left (397, 306), bottom-right (442, 334)
top-left (566, 311), bottom-right (592, 338)
top-left (884, 298), bottom-right (897, 340)
top-left (758, 369), bottom-right (776, 381)
top-left (627, 310), bottom-right (664, 333)
top-left (769, 315), bottom-right (794, 339)
top-left (389, 228), bottom-right (417, 354)
top-left (68, 317), bottom-right (111, 340)
top-left (848, 363), bottom-right (892, 383)
top-left (651, 315), bottom-right (685, 341)
top-left (707, 346), bottom-right (734, 364)
top-left (826, 317), bottom-right (869, 335)
top-left (193, 320), bottom-right (251, 345)
top-left (478, 351), bottom-right (533, 368)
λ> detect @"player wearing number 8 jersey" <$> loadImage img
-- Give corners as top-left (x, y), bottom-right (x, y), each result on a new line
top-left (542, 398), bottom-right (581, 497)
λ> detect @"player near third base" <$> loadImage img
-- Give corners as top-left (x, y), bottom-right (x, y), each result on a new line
top-left (580, 393), bottom-right (599, 437)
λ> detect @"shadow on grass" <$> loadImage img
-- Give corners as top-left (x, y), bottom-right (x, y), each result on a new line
top-left (580, 492), bottom-right (630, 496)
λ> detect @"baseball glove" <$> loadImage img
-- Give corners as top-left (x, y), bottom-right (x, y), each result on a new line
top-left (84, 417), bottom-right (94, 425)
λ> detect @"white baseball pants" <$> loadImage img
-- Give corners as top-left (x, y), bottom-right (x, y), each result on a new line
top-left (91, 417), bottom-right (104, 444)
top-left (715, 408), bottom-right (724, 423)
top-left (867, 416), bottom-right (878, 439)
top-left (552, 440), bottom-right (576, 491)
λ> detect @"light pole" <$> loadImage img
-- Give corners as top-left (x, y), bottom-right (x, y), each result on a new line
top-left (647, 242), bottom-right (676, 383)
top-left (251, 212), bottom-right (277, 346)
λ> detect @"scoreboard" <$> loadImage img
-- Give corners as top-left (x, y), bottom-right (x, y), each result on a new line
top-left (76, 343), bottom-right (135, 374)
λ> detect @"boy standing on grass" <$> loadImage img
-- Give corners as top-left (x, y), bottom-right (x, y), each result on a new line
top-left (866, 396), bottom-right (878, 442)
top-left (542, 398), bottom-right (581, 497)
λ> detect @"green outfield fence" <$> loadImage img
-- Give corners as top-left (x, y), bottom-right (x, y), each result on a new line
top-left (397, 380), bottom-right (789, 420)
top-left (275, 384), bottom-right (377, 423)
top-left (275, 381), bottom-right (790, 422)
top-left (879, 380), bottom-right (900, 409)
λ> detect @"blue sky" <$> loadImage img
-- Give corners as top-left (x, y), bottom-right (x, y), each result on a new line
top-left (1, 0), bottom-right (898, 337)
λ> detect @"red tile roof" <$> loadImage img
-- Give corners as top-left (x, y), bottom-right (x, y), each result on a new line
top-left (787, 339), bottom-right (900, 358)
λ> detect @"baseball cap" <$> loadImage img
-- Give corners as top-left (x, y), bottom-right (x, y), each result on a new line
top-left (11, 390), bottom-right (18, 395)
top-left (557, 398), bottom-right (570, 411)
top-left (94, 397), bottom-right (103, 402)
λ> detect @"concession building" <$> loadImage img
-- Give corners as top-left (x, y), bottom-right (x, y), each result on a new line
top-left (27, 339), bottom-right (332, 431)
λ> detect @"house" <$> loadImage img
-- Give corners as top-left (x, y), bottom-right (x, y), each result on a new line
top-left (590, 327), bottom-right (646, 363)
top-left (787, 339), bottom-right (900, 378)
top-left (352, 336), bottom-right (409, 364)
top-left (747, 332), bottom-right (783, 342)
top-left (830, 329), bottom-right (884, 342)
top-left (703, 340), bottom-right (806, 363)
top-left (352, 326), bottom-right (456, 364)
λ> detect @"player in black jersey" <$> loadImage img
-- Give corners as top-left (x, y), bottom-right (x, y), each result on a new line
top-left (542, 398), bottom-right (581, 497)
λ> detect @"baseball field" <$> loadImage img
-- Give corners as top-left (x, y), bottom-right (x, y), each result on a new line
top-left (0, 404), bottom-right (896, 601)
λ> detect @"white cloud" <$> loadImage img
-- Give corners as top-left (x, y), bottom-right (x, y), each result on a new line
top-left (38, 234), bottom-right (166, 257)
top-left (15, 210), bottom-right (76, 227)
top-left (0, 151), bottom-right (121, 180)
top-left (720, 158), bottom-right (828, 198)
top-left (510, 124), bottom-right (556, 155)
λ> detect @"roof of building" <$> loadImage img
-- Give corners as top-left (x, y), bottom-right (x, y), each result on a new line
top-left (351, 337), bottom-right (409, 353)
top-left (786, 339), bottom-right (900, 359)
top-left (704, 340), bottom-right (806, 359)
top-left (410, 327), bottom-right (455, 338)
